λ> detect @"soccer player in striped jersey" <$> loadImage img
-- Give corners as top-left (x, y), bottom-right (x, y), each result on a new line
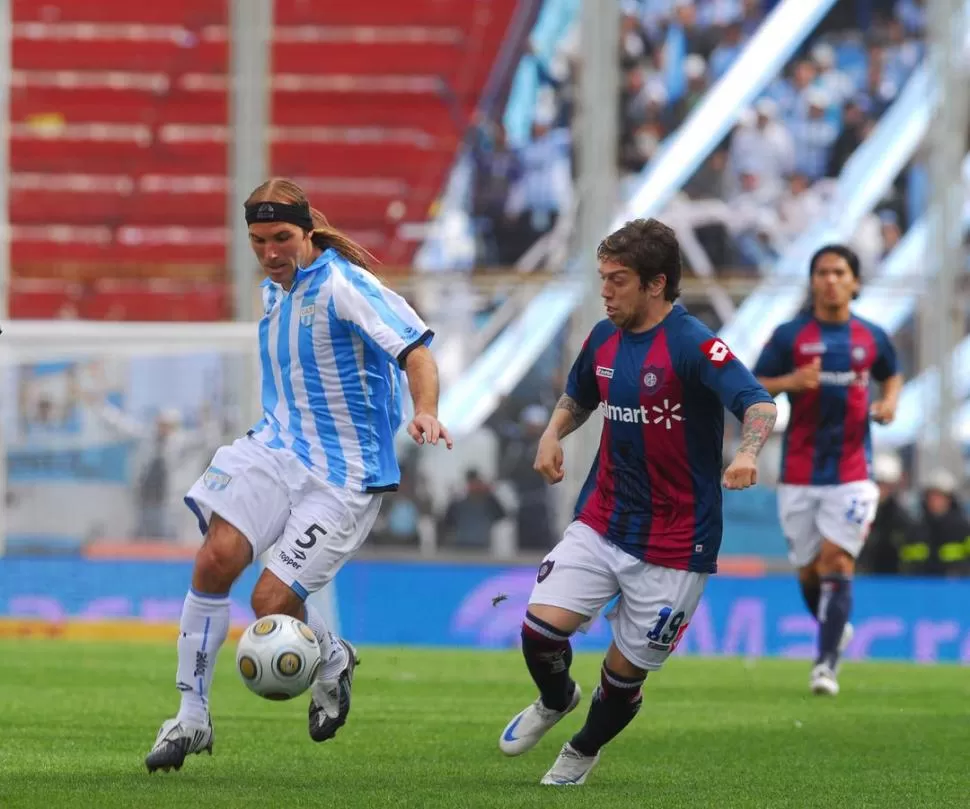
top-left (145, 178), bottom-right (452, 773)
top-left (498, 218), bottom-right (776, 785)
top-left (754, 244), bottom-right (901, 696)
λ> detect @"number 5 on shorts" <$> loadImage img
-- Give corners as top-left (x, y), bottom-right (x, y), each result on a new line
top-left (295, 523), bottom-right (327, 549)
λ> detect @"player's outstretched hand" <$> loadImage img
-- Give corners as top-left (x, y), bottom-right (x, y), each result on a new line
top-left (869, 399), bottom-right (896, 425)
top-left (407, 412), bottom-right (454, 449)
top-left (534, 432), bottom-right (565, 485)
top-left (722, 452), bottom-right (758, 490)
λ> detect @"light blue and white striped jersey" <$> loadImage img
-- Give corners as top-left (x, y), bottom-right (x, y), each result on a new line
top-left (249, 248), bottom-right (432, 492)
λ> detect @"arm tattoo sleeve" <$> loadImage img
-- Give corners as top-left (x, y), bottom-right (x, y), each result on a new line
top-left (555, 393), bottom-right (593, 438)
top-left (737, 402), bottom-right (777, 457)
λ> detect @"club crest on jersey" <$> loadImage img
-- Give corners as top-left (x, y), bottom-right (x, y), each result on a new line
top-left (299, 304), bottom-right (315, 327)
top-left (642, 366), bottom-right (665, 391)
top-left (851, 345), bottom-right (867, 363)
top-left (203, 466), bottom-right (231, 491)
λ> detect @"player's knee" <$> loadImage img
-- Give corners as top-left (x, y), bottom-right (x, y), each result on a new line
top-left (192, 517), bottom-right (252, 593)
top-left (817, 541), bottom-right (854, 576)
top-left (798, 564), bottom-right (819, 585)
top-left (604, 644), bottom-right (647, 681)
top-left (525, 603), bottom-right (586, 636)
top-left (250, 573), bottom-right (304, 619)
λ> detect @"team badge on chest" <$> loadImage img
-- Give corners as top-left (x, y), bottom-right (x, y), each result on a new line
top-left (642, 366), bottom-right (666, 392)
top-left (300, 304), bottom-right (315, 327)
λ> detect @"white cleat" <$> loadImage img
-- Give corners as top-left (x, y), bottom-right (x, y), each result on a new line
top-left (810, 663), bottom-right (840, 696)
top-left (499, 684), bottom-right (582, 757)
top-left (540, 742), bottom-right (600, 785)
top-left (145, 717), bottom-right (213, 773)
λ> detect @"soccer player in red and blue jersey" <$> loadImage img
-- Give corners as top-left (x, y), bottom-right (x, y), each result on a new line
top-left (497, 218), bottom-right (776, 786)
top-left (754, 244), bottom-right (901, 697)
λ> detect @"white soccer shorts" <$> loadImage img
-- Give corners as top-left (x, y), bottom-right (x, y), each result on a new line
top-left (529, 521), bottom-right (708, 672)
top-left (184, 436), bottom-right (381, 598)
top-left (776, 480), bottom-right (879, 569)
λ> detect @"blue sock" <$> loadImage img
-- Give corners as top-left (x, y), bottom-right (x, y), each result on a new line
top-left (816, 575), bottom-right (852, 669)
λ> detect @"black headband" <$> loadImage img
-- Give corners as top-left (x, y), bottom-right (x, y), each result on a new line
top-left (244, 201), bottom-right (314, 231)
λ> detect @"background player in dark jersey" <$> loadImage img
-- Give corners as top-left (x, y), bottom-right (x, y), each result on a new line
top-left (753, 244), bottom-right (901, 697)
top-left (497, 218), bottom-right (776, 786)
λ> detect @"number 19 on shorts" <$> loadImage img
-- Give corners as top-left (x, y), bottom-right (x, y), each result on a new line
top-left (646, 606), bottom-right (687, 648)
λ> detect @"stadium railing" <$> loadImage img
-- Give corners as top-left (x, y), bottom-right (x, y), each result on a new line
top-left (435, 0), bottom-right (840, 436)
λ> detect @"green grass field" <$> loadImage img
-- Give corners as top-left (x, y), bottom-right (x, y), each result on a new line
top-left (0, 640), bottom-right (967, 808)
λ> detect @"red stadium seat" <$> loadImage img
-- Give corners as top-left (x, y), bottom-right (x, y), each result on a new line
top-left (11, 87), bottom-right (228, 126)
top-left (13, 38), bottom-right (228, 73)
top-left (274, 0), bottom-right (479, 27)
top-left (9, 0), bottom-right (519, 317)
top-left (13, 0), bottom-right (226, 25)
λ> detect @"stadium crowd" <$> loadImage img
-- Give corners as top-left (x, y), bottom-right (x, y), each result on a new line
top-left (467, 0), bottom-right (928, 276)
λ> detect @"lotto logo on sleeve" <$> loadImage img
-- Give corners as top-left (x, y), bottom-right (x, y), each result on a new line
top-left (700, 338), bottom-right (734, 368)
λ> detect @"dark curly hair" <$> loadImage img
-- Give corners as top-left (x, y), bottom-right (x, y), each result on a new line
top-left (597, 218), bottom-right (682, 301)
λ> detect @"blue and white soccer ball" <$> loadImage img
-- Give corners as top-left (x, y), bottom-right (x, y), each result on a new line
top-left (236, 614), bottom-right (322, 701)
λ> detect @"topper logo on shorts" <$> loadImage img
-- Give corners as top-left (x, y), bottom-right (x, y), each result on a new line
top-left (203, 466), bottom-right (231, 492)
top-left (277, 549), bottom-right (302, 570)
top-left (536, 560), bottom-right (555, 583)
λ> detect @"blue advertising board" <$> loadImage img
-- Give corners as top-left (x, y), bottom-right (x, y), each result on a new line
top-left (1, 558), bottom-right (968, 664)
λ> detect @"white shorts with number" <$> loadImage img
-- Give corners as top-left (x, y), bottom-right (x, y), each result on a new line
top-left (184, 436), bottom-right (382, 599)
top-left (529, 521), bottom-right (708, 671)
top-left (776, 480), bottom-right (878, 568)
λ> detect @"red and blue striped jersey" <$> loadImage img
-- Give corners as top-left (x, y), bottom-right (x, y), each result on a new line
top-left (753, 312), bottom-right (898, 486)
top-left (566, 305), bottom-right (773, 574)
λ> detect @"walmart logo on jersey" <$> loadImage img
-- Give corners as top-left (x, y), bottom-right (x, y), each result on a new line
top-left (599, 399), bottom-right (684, 429)
top-left (819, 369), bottom-right (870, 387)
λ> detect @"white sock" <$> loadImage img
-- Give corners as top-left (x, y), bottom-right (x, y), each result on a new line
top-left (175, 589), bottom-right (230, 727)
top-left (304, 602), bottom-right (348, 679)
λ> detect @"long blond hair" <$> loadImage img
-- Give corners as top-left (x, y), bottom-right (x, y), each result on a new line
top-left (245, 178), bottom-right (377, 271)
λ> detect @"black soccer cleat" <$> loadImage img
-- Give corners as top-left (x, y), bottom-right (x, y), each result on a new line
top-left (145, 718), bottom-right (214, 773)
top-left (308, 640), bottom-right (359, 742)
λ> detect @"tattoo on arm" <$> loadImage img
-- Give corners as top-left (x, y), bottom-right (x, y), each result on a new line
top-left (554, 394), bottom-right (593, 438)
top-left (737, 403), bottom-right (777, 457)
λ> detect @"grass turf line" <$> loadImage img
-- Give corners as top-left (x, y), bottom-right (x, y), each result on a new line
top-left (0, 640), bottom-right (967, 808)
